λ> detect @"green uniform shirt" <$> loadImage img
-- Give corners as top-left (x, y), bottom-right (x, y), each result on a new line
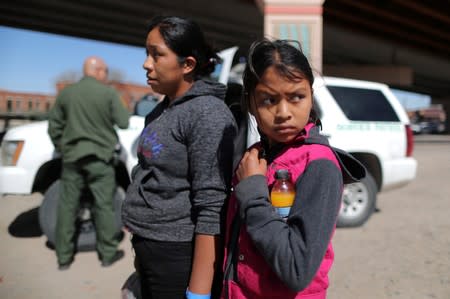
top-left (48, 76), bottom-right (130, 163)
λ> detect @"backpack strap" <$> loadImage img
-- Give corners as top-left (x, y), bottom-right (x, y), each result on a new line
top-left (329, 146), bottom-right (366, 184)
top-left (301, 133), bottom-right (366, 184)
top-left (224, 213), bottom-right (241, 281)
top-left (222, 213), bottom-right (241, 298)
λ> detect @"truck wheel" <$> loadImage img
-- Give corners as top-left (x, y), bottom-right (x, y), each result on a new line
top-left (337, 172), bottom-right (377, 227)
top-left (38, 180), bottom-right (125, 251)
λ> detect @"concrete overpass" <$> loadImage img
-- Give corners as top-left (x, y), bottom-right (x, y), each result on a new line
top-left (1, 0), bottom-right (449, 103)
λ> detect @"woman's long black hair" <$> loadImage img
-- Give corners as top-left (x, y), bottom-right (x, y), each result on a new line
top-left (147, 16), bottom-right (220, 78)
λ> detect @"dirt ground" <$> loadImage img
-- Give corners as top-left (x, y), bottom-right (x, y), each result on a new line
top-left (1, 135), bottom-right (449, 299)
top-left (328, 135), bottom-right (450, 299)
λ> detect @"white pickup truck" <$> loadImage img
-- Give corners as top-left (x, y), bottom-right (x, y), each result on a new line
top-left (0, 51), bottom-right (417, 249)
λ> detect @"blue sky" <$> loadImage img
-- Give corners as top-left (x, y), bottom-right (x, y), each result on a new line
top-left (0, 25), bottom-right (147, 95)
top-left (0, 25), bottom-right (431, 111)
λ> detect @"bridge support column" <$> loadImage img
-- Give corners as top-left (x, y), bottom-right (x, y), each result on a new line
top-left (260, 0), bottom-right (325, 73)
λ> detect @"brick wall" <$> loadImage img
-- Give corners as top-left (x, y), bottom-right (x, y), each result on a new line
top-left (1, 80), bottom-right (155, 114)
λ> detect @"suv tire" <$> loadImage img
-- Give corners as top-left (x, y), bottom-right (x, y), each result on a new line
top-left (337, 172), bottom-right (377, 227)
top-left (38, 180), bottom-right (125, 251)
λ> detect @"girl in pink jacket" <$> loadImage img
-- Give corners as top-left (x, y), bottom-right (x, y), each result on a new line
top-left (221, 39), bottom-right (365, 299)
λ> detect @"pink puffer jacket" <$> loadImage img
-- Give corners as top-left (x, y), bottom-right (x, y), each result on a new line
top-left (221, 123), bottom-right (343, 299)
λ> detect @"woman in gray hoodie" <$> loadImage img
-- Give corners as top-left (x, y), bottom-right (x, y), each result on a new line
top-left (121, 16), bottom-right (237, 299)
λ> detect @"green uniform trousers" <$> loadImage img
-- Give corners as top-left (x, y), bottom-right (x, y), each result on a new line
top-left (56, 156), bottom-right (118, 264)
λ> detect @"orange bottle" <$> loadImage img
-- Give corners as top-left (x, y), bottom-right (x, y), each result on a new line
top-left (270, 169), bottom-right (295, 219)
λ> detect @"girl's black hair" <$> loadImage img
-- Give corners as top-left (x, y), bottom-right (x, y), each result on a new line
top-left (147, 16), bottom-right (220, 78)
top-left (242, 39), bottom-right (320, 126)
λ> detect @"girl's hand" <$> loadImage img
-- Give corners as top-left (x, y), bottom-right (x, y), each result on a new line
top-left (236, 147), bottom-right (267, 181)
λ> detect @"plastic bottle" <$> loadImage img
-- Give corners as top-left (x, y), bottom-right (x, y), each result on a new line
top-left (270, 169), bottom-right (295, 219)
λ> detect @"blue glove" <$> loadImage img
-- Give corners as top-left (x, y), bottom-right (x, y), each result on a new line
top-left (185, 289), bottom-right (211, 299)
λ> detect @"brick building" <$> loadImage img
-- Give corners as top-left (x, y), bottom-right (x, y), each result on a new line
top-left (56, 80), bottom-right (155, 112)
top-left (1, 80), bottom-right (155, 115)
top-left (0, 90), bottom-right (55, 113)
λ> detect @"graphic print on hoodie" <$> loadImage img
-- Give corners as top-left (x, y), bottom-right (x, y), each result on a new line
top-left (138, 126), bottom-right (163, 161)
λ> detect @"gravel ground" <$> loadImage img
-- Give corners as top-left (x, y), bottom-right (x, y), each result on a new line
top-left (328, 135), bottom-right (450, 299)
top-left (1, 135), bottom-right (449, 299)
top-left (0, 193), bottom-right (135, 299)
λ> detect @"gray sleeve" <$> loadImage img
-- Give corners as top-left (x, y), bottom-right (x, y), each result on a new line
top-left (187, 100), bottom-right (237, 235)
top-left (235, 159), bottom-right (342, 291)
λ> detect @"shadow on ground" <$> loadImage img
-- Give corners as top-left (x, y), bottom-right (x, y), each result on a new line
top-left (8, 206), bottom-right (43, 237)
top-left (8, 206), bottom-right (126, 254)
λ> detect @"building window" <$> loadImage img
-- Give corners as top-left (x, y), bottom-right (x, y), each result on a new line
top-left (28, 98), bottom-right (33, 111)
top-left (16, 98), bottom-right (22, 112)
top-left (7, 97), bottom-right (13, 112)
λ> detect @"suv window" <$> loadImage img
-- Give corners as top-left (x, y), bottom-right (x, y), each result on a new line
top-left (134, 94), bottom-right (161, 117)
top-left (327, 86), bottom-right (399, 121)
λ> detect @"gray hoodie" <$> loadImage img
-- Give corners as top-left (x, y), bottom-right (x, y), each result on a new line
top-left (122, 80), bottom-right (237, 241)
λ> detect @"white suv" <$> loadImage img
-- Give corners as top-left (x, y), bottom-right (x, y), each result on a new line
top-left (312, 76), bottom-right (417, 226)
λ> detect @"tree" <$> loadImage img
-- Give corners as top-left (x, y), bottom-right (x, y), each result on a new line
top-left (54, 68), bottom-right (126, 87)
top-left (54, 70), bottom-right (80, 83)
top-left (108, 68), bottom-right (125, 82)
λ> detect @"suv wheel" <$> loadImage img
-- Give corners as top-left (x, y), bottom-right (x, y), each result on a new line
top-left (337, 172), bottom-right (377, 227)
top-left (38, 180), bottom-right (125, 251)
